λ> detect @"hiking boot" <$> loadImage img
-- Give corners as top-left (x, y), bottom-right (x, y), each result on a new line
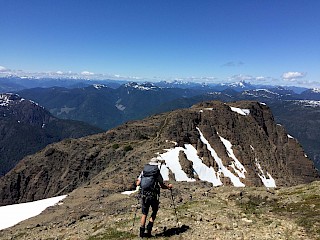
top-left (146, 221), bottom-right (154, 237)
top-left (139, 227), bottom-right (145, 238)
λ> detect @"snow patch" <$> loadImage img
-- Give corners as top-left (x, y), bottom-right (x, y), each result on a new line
top-left (311, 88), bottom-right (320, 93)
top-left (295, 100), bottom-right (320, 107)
top-left (0, 94), bottom-right (13, 106)
top-left (255, 159), bottom-right (276, 188)
top-left (287, 134), bottom-right (294, 139)
top-left (230, 106), bottom-right (250, 116)
top-left (158, 147), bottom-right (196, 182)
top-left (125, 82), bottom-right (157, 91)
top-left (197, 127), bottom-right (245, 187)
top-left (165, 140), bottom-right (178, 146)
top-left (218, 134), bottom-right (246, 179)
top-left (122, 186), bottom-right (140, 195)
top-left (158, 145), bottom-right (222, 186)
top-left (0, 195), bottom-right (67, 230)
top-left (93, 84), bottom-right (107, 89)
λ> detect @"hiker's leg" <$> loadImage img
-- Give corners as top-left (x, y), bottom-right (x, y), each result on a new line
top-left (140, 214), bottom-right (147, 227)
top-left (140, 197), bottom-right (151, 238)
top-left (146, 199), bottom-right (159, 237)
top-left (149, 199), bottom-right (159, 222)
top-left (141, 197), bottom-right (150, 227)
top-left (139, 214), bottom-right (147, 238)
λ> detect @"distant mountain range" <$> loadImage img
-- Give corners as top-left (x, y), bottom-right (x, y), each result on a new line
top-left (1, 77), bottom-right (320, 172)
top-left (0, 93), bottom-right (103, 176)
top-left (17, 82), bottom-right (205, 130)
top-left (0, 76), bottom-right (309, 93)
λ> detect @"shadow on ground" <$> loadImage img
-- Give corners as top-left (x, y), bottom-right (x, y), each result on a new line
top-left (155, 224), bottom-right (190, 237)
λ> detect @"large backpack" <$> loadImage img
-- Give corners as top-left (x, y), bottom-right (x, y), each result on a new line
top-left (140, 164), bottom-right (160, 194)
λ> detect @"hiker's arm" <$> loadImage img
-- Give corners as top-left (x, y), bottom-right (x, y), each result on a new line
top-left (136, 171), bottom-right (143, 186)
top-left (158, 174), bottom-right (173, 189)
top-left (136, 179), bottom-right (141, 186)
top-left (161, 183), bottom-right (173, 189)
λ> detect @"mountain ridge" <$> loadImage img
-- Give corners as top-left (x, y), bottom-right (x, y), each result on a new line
top-left (0, 93), bottom-right (103, 175)
top-left (0, 100), bottom-right (318, 207)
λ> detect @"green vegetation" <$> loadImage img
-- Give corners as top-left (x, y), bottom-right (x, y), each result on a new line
top-left (236, 185), bottom-right (320, 239)
top-left (123, 145), bottom-right (133, 152)
top-left (87, 228), bottom-right (135, 240)
top-left (273, 193), bottom-right (320, 238)
top-left (112, 143), bottom-right (119, 149)
top-left (237, 196), bottom-right (268, 216)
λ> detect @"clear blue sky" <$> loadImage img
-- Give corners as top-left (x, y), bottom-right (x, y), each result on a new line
top-left (0, 0), bottom-right (319, 87)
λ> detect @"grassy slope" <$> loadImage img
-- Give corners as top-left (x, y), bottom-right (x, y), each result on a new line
top-left (0, 181), bottom-right (319, 240)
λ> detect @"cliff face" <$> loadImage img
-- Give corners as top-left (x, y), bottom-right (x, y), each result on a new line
top-left (0, 101), bottom-right (318, 206)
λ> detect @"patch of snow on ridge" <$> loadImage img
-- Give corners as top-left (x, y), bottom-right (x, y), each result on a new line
top-left (296, 100), bottom-right (320, 107)
top-left (158, 145), bottom-right (222, 186)
top-left (197, 127), bottom-right (245, 187)
top-left (218, 134), bottom-right (246, 179)
top-left (0, 94), bottom-right (13, 106)
top-left (183, 144), bottom-right (222, 186)
top-left (255, 159), bottom-right (276, 188)
top-left (312, 88), bottom-right (320, 93)
top-left (93, 84), bottom-right (107, 89)
top-left (0, 195), bottom-right (67, 230)
top-left (287, 134), bottom-right (294, 139)
top-left (122, 186), bottom-right (139, 195)
top-left (125, 82), bottom-right (157, 91)
top-left (230, 106), bottom-right (250, 116)
top-left (158, 147), bottom-right (195, 182)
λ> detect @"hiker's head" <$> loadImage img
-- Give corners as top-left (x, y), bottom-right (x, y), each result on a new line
top-left (149, 158), bottom-right (159, 165)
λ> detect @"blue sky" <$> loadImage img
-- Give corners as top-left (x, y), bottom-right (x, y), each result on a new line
top-left (0, 0), bottom-right (319, 87)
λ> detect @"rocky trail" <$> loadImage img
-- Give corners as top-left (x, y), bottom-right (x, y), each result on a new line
top-left (1, 181), bottom-right (319, 240)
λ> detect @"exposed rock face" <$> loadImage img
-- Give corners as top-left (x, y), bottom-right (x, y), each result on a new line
top-left (0, 101), bottom-right (318, 206)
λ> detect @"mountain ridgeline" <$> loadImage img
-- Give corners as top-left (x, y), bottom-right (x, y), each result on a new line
top-left (0, 100), bottom-right (318, 206)
top-left (0, 93), bottom-right (103, 175)
top-left (15, 82), bottom-right (320, 171)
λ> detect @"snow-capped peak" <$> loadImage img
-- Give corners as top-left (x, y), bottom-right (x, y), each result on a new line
top-left (93, 84), bottom-right (107, 89)
top-left (0, 93), bottom-right (21, 107)
top-left (0, 93), bottom-right (41, 108)
top-left (124, 82), bottom-right (158, 91)
top-left (221, 80), bottom-right (251, 88)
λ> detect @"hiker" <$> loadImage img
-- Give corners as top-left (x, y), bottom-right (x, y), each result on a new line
top-left (136, 158), bottom-right (173, 238)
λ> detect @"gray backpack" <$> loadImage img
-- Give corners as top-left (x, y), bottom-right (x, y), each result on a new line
top-left (140, 164), bottom-right (160, 193)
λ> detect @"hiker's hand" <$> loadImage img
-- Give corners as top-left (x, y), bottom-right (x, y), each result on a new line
top-left (168, 184), bottom-right (173, 189)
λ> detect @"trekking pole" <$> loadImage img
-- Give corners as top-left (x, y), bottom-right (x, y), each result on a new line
top-left (170, 188), bottom-right (180, 228)
top-left (131, 189), bottom-right (140, 232)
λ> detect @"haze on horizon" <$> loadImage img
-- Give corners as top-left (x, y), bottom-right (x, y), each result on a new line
top-left (0, 0), bottom-right (319, 88)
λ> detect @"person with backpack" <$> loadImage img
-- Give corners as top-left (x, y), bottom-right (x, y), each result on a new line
top-left (136, 158), bottom-right (173, 238)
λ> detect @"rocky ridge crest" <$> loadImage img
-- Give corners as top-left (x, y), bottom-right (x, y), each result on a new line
top-left (0, 100), bottom-right (318, 207)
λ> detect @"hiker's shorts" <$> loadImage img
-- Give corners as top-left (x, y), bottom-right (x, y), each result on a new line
top-left (141, 196), bottom-right (159, 217)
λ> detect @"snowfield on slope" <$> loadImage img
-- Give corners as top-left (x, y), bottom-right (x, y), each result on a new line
top-left (157, 126), bottom-right (276, 188)
top-left (0, 195), bottom-right (67, 230)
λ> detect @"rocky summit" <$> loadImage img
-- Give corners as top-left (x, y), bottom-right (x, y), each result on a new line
top-left (0, 100), bottom-right (319, 239)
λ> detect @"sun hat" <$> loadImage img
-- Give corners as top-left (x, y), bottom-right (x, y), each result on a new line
top-left (149, 157), bottom-right (159, 165)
